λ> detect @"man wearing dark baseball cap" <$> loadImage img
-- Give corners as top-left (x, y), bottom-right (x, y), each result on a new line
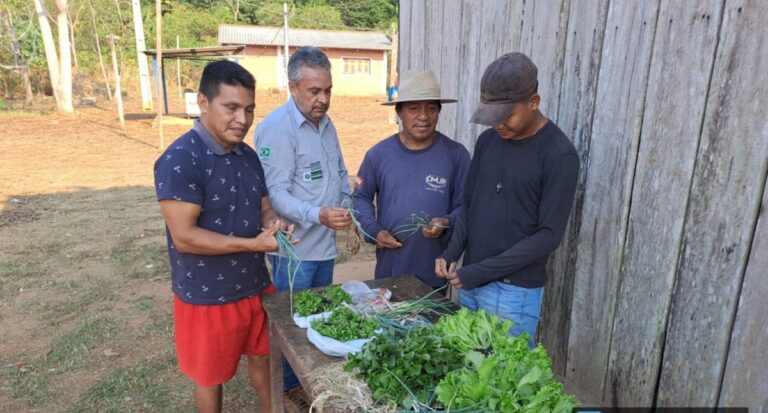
top-left (436, 52), bottom-right (579, 347)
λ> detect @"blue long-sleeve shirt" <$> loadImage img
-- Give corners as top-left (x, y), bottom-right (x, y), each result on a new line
top-left (440, 121), bottom-right (579, 290)
top-left (353, 133), bottom-right (470, 287)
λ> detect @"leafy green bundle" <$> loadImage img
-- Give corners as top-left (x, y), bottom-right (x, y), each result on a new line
top-left (310, 307), bottom-right (378, 342)
top-left (346, 308), bottom-right (578, 412)
top-left (293, 285), bottom-right (353, 317)
top-left (345, 328), bottom-right (464, 407)
top-left (433, 309), bottom-right (577, 413)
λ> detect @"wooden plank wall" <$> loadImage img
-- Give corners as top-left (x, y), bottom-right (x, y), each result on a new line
top-left (399, 0), bottom-right (768, 410)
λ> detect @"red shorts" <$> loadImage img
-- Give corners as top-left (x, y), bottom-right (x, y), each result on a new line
top-left (173, 285), bottom-right (276, 387)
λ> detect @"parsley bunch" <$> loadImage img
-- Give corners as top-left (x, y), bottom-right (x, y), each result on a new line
top-left (293, 285), bottom-right (353, 317)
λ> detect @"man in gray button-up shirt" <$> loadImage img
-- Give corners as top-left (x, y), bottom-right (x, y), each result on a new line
top-left (254, 46), bottom-right (352, 391)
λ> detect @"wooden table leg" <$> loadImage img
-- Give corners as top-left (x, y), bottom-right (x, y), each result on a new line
top-left (269, 319), bottom-right (285, 413)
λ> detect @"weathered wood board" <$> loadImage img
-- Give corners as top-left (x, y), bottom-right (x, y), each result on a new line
top-left (605, 0), bottom-right (724, 406)
top-left (656, 0), bottom-right (768, 406)
top-left (565, 0), bottom-right (659, 397)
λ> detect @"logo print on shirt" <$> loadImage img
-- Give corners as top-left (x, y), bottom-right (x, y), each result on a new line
top-left (173, 165), bottom-right (182, 173)
top-left (197, 260), bottom-right (205, 267)
top-left (214, 218), bottom-right (222, 225)
top-left (216, 273), bottom-right (224, 280)
top-left (259, 147), bottom-right (271, 157)
top-left (212, 194), bottom-right (220, 201)
top-left (220, 178), bottom-right (226, 184)
top-left (425, 174), bottom-right (448, 193)
top-left (302, 161), bottom-right (324, 181)
top-left (206, 169), bottom-right (213, 176)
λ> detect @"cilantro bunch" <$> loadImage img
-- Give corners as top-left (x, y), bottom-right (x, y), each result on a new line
top-left (310, 307), bottom-right (377, 342)
top-left (293, 285), bottom-right (353, 317)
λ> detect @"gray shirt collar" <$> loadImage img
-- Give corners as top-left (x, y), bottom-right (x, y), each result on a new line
top-left (193, 120), bottom-right (243, 155)
top-left (288, 98), bottom-right (330, 133)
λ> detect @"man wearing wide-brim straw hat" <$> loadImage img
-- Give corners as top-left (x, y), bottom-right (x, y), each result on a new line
top-left (352, 70), bottom-right (471, 290)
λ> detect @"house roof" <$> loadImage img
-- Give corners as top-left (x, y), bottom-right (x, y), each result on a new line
top-left (143, 45), bottom-right (245, 58)
top-left (218, 24), bottom-right (392, 51)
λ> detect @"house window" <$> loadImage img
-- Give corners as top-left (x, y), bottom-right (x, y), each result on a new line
top-left (342, 57), bottom-right (371, 75)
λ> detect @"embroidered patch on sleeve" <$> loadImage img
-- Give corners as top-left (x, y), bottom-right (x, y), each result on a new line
top-left (258, 147), bottom-right (271, 157)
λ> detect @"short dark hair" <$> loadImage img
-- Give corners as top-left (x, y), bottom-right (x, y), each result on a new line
top-left (287, 47), bottom-right (331, 83)
top-left (198, 60), bottom-right (255, 101)
top-left (395, 101), bottom-right (443, 112)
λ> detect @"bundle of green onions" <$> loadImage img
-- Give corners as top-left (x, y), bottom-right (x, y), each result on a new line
top-left (274, 228), bottom-right (302, 314)
top-left (339, 192), bottom-right (377, 242)
top-left (372, 285), bottom-right (453, 333)
top-left (390, 212), bottom-right (452, 242)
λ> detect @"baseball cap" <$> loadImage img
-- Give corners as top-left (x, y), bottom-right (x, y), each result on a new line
top-left (470, 52), bottom-right (538, 126)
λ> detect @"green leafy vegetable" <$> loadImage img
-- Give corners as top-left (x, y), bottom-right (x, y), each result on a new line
top-left (293, 285), bottom-right (353, 317)
top-left (311, 307), bottom-right (377, 342)
top-left (345, 328), bottom-right (464, 407)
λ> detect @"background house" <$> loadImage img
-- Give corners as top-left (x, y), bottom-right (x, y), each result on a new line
top-left (218, 24), bottom-right (392, 96)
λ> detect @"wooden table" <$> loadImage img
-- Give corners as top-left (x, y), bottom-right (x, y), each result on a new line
top-left (261, 275), bottom-right (437, 413)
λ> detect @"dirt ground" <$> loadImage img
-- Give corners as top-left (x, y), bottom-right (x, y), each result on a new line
top-left (0, 92), bottom-right (395, 412)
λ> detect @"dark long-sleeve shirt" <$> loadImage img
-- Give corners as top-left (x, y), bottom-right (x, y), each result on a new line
top-left (441, 121), bottom-right (579, 290)
top-left (354, 133), bottom-right (471, 287)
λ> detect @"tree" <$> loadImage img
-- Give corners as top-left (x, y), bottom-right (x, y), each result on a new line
top-left (2, 7), bottom-right (33, 106)
top-left (33, 0), bottom-right (73, 112)
top-left (328, 0), bottom-right (396, 31)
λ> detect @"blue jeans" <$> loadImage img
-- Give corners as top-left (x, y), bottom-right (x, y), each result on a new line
top-left (269, 256), bottom-right (335, 390)
top-left (459, 282), bottom-right (544, 348)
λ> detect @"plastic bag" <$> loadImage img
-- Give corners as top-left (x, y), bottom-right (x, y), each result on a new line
top-left (292, 311), bottom-right (332, 329)
top-left (306, 323), bottom-right (374, 357)
top-left (292, 281), bottom-right (392, 328)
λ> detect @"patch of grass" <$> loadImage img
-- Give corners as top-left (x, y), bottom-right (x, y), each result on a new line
top-left (108, 238), bottom-right (169, 280)
top-left (0, 255), bottom-right (47, 282)
top-left (1, 355), bottom-right (56, 405)
top-left (72, 351), bottom-right (188, 413)
top-left (47, 315), bottom-right (121, 369)
top-left (17, 280), bottom-right (117, 326)
top-left (130, 294), bottom-right (174, 340)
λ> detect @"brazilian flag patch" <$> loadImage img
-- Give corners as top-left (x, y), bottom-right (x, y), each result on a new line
top-left (258, 147), bottom-right (271, 157)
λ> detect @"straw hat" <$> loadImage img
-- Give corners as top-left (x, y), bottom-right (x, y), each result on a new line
top-left (382, 70), bottom-right (457, 106)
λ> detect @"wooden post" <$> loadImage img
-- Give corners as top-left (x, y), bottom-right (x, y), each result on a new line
top-left (283, 2), bottom-right (289, 101)
top-left (155, 0), bottom-right (163, 149)
top-left (107, 35), bottom-right (124, 129)
top-left (176, 35), bottom-right (182, 105)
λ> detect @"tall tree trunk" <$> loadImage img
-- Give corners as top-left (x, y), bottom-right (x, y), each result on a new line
top-left (68, 11), bottom-right (78, 69)
top-left (54, 0), bottom-right (73, 112)
top-left (3, 8), bottom-right (34, 106)
top-left (89, 1), bottom-right (112, 100)
top-left (33, 0), bottom-right (63, 106)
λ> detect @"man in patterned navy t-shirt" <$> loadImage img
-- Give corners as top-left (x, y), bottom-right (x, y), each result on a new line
top-left (155, 60), bottom-right (294, 413)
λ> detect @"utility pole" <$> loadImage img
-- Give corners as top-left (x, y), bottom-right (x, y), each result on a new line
top-left (155, 0), bottom-right (163, 149)
top-left (131, 0), bottom-right (152, 110)
top-left (283, 2), bottom-right (289, 101)
top-left (176, 35), bottom-right (182, 104)
top-left (107, 35), bottom-right (125, 129)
